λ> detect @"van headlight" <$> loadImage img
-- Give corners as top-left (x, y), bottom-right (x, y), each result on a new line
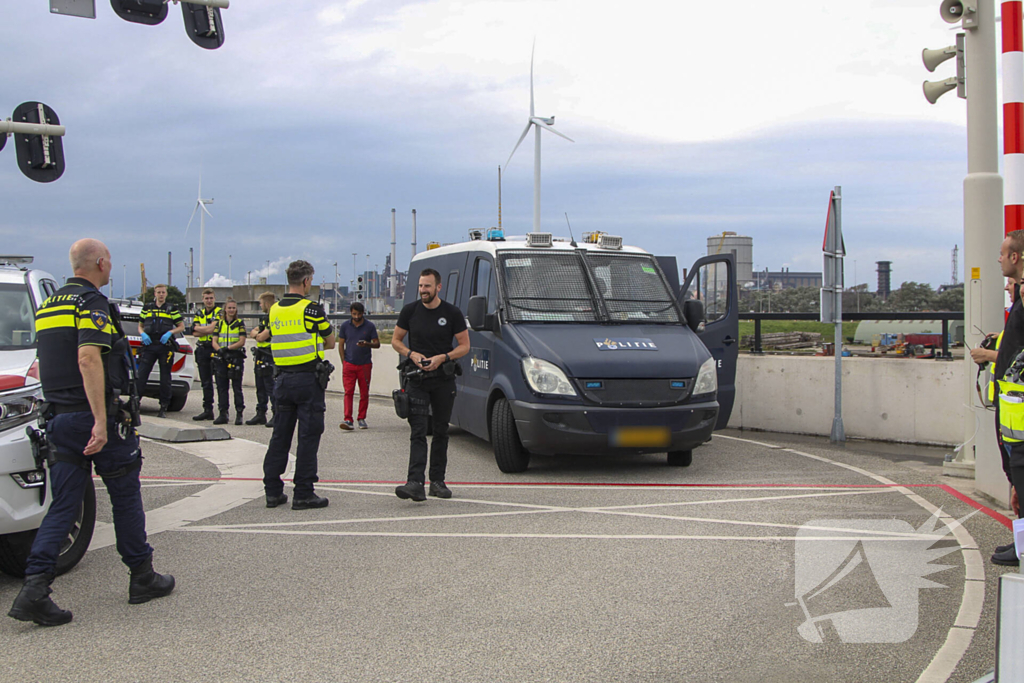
top-left (0, 387), bottom-right (43, 432)
top-left (522, 357), bottom-right (577, 397)
top-left (691, 357), bottom-right (718, 398)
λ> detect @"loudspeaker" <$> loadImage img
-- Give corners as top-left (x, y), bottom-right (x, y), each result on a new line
top-left (923, 46), bottom-right (956, 73)
top-left (923, 78), bottom-right (958, 104)
top-left (940, 0), bottom-right (976, 24)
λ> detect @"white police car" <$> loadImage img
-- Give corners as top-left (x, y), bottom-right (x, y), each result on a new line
top-left (0, 256), bottom-right (93, 577)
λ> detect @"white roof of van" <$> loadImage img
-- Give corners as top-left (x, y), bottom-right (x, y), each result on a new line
top-left (410, 235), bottom-right (650, 264)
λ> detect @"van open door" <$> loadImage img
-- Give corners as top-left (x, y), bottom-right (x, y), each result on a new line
top-left (680, 254), bottom-right (737, 429)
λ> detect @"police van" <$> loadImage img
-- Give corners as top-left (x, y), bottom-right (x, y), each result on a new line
top-left (403, 230), bottom-right (738, 472)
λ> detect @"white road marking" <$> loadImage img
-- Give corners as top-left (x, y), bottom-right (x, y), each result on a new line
top-left (715, 433), bottom-right (986, 683)
top-left (89, 436), bottom-right (291, 551)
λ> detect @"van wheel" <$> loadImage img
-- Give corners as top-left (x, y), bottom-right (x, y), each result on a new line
top-left (0, 478), bottom-right (96, 579)
top-left (667, 450), bottom-right (693, 467)
top-left (491, 398), bottom-right (530, 473)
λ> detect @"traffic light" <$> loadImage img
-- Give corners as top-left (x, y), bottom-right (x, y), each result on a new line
top-left (182, 2), bottom-right (225, 50)
top-left (110, 0), bottom-right (167, 25)
top-left (357, 276), bottom-right (364, 301)
top-left (108, 0), bottom-right (227, 49)
top-left (2, 102), bottom-right (66, 183)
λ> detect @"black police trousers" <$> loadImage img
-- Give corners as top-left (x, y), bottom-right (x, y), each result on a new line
top-left (194, 343), bottom-right (216, 411)
top-left (406, 375), bottom-right (456, 484)
top-left (263, 372), bottom-right (325, 498)
top-left (136, 342), bottom-right (173, 407)
top-left (215, 358), bottom-right (244, 414)
top-left (254, 367), bottom-right (276, 415)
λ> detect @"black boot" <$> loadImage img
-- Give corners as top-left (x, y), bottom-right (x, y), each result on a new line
top-left (235, 410), bottom-right (244, 426)
top-left (157, 403), bottom-right (167, 419)
top-left (128, 557), bottom-right (175, 605)
top-left (8, 573), bottom-right (72, 626)
top-left (212, 411), bottom-right (228, 425)
top-left (245, 411), bottom-right (267, 426)
top-left (265, 413), bottom-right (275, 429)
top-left (192, 409), bottom-right (214, 421)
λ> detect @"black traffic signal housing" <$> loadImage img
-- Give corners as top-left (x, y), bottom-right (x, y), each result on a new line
top-left (357, 276), bottom-right (364, 300)
top-left (110, 0), bottom-right (168, 25)
top-left (182, 3), bottom-right (225, 50)
top-left (12, 102), bottom-right (65, 183)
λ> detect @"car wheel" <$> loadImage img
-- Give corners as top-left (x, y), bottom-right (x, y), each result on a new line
top-left (491, 398), bottom-right (530, 473)
top-left (167, 392), bottom-right (188, 412)
top-left (667, 450), bottom-right (693, 467)
top-left (0, 478), bottom-right (96, 579)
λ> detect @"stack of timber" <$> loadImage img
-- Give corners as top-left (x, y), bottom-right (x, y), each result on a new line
top-left (741, 331), bottom-right (823, 350)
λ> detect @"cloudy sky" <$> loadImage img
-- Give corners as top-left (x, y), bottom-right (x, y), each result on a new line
top-left (0, 0), bottom-right (993, 293)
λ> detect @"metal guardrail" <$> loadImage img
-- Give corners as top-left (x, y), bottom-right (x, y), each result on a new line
top-left (741, 311), bottom-right (964, 358)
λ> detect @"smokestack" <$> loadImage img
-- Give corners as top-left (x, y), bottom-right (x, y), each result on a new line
top-left (189, 248), bottom-right (194, 288)
top-left (391, 208), bottom-right (397, 298)
top-left (411, 209), bottom-right (417, 261)
top-left (876, 261), bottom-right (892, 300)
top-left (168, 251), bottom-right (172, 288)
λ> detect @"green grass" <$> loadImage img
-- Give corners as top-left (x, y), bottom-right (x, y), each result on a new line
top-left (738, 320), bottom-right (859, 346)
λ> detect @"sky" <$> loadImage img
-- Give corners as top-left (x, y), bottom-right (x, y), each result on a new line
top-left (0, 0), bottom-right (995, 294)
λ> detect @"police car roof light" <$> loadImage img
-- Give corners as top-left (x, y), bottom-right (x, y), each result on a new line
top-left (597, 234), bottom-right (623, 250)
top-left (469, 229), bottom-right (483, 241)
top-left (526, 232), bottom-right (553, 248)
top-left (486, 227), bottom-right (505, 241)
top-left (0, 256), bottom-right (34, 266)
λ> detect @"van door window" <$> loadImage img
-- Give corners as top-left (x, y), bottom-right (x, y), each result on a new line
top-left (473, 258), bottom-right (496, 314)
top-left (444, 271), bottom-right (459, 303)
top-left (683, 261), bottom-right (731, 324)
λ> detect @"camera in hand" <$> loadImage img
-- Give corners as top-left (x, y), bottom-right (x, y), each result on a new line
top-left (420, 358), bottom-right (431, 367)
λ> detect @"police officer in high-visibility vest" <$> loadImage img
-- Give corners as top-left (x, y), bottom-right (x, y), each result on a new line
top-left (8, 239), bottom-right (174, 627)
top-left (136, 283), bottom-right (184, 418)
top-left (262, 260), bottom-right (336, 510)
top-left (211, 298), bottom-right (247, 425)
top-left (190, 288), bottom-right (221, 421)
top-left (972, 232), bottom-right (1024, 567)
top-left (247, 291), bottom-right (277, 427)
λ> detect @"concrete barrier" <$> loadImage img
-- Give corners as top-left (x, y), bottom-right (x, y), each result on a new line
top-left (237, 341), bottom-right (964, 446)
top-left (727, 355), bottom-right (964, 446)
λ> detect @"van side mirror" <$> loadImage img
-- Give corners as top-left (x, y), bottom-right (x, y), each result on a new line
top-left (467, 295), bottom-right (487, 331)
top-left (683, 300), bottom-right (705, 333)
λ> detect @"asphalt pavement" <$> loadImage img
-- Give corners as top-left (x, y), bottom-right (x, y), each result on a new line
top-left (0, 386), bottom-right (1018, 683)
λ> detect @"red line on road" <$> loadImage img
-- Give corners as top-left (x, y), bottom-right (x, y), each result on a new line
top-left (938, 484), bottom-right (1014, 529)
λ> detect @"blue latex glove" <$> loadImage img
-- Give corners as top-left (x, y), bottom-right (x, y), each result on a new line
top-left (160, 331), bottom-right (173, 345)
top-left (140, 332), bottom-right (152, 346)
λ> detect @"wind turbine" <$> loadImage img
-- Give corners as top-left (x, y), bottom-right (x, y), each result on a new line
top-left (505, 43), bottom-right (573, 233)
top-left (184, 178), bottom-right (214, 287)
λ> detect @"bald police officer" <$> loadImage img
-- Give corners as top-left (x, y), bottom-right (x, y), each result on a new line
top-left (8, 239), bottom-right (174, 627)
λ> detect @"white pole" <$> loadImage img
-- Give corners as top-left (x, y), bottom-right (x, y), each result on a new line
top-left (199, 207), bottom-right (205, 288)
top-left (533, 123), bottom-right (541, 233)
top-left (957, 0), bottom-right (1005, 488)
top-left (831, 187), bottom-right (845, 443)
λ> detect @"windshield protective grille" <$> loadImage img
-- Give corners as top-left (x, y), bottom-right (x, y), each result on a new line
top-left (584, 253), bottom-right (681, 323)
top-left (497, 251), bottom-right (600, 322)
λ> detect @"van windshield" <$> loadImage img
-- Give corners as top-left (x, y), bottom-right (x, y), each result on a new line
top-left (0, 283), bottom-right (36, 348)
top-left (497, 250), bottom-right (681, 324)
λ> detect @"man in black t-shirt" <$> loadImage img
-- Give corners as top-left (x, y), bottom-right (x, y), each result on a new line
top-left (971, 230), bottom-right (1024, 566)
top-left (391, 268), bottom-right (470, 501)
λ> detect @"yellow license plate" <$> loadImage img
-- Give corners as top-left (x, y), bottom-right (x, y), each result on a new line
top-left (609, 426), bottom-right (671, 448)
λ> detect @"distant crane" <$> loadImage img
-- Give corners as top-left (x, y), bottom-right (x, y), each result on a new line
top-left (951, 245), bottom-right (959, 285)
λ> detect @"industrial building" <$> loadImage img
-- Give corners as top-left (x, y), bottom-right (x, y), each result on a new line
top-left (706, 232), bottom-right (753, 286)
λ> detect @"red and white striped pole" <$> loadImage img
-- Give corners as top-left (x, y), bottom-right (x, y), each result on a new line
top-left (1003, 1), bottom-right (1024, 235)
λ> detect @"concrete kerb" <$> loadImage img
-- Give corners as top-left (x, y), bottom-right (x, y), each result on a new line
top-left (138, 422), bottom-right (232, 443)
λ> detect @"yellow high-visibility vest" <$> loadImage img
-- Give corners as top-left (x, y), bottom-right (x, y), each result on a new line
top-left (987, 332), bottom-right (1004, 403)
top-left (269, 299), bottom-right (322, 367)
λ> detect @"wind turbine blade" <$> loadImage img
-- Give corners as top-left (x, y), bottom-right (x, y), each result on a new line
top-left (529, 40), bottom-right (536, 118)
top-left (201, 203), bottom-right (213, 217)
top-left (505, 121), bottom-right (533, 169)
top-left (184, 202), bottom-right (200, 236)
top-left (540, 123), bottom-right (574, 143)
